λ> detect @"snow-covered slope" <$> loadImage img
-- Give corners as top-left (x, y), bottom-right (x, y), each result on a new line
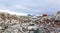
top-left (0, 10), bottom-right (28, 16)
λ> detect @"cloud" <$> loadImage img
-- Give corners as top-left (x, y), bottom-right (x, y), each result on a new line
top-left (8, 4), bottom-right (31, 11)
top-left (0, 0), bottom-right (60, 15)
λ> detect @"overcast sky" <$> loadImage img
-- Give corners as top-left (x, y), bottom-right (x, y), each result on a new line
top-left (0, 0), bottom-right (60, 15)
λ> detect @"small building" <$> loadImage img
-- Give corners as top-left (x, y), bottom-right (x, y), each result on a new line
top-left (42, 14), bottom-right (47, 16)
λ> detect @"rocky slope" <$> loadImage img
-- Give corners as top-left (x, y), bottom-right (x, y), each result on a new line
top-left (0, 12), bottom-right (60, 33)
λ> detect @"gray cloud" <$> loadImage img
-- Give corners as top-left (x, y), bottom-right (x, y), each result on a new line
top-left (0, 0), bottom-right (60, 15)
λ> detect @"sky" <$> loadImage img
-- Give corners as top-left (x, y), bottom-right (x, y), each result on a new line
top-left (0, 0), bottom-right (60, 15)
